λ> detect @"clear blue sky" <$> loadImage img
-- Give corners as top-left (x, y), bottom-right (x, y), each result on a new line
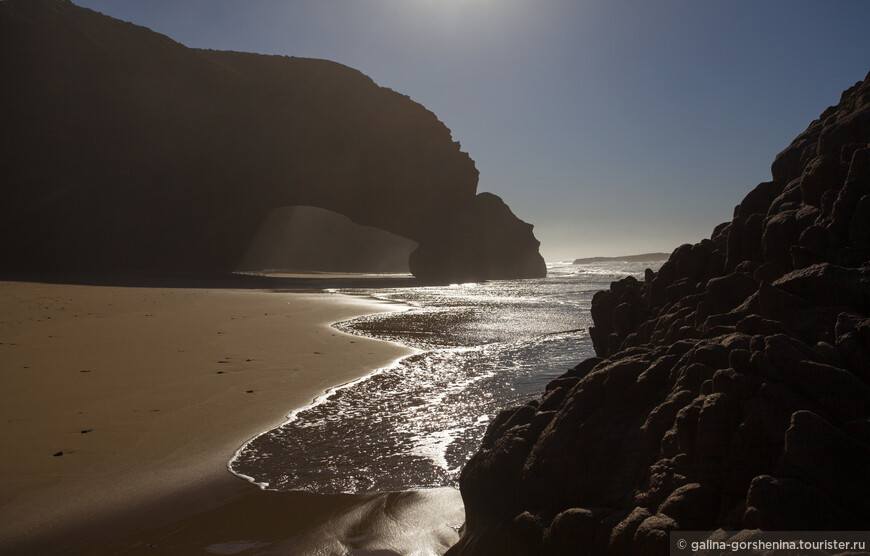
top-left (74, 0), bottom-right (870, 261)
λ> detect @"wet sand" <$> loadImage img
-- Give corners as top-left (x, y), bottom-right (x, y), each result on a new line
top-left (0, 277), bottom-right (462, 554)
top-left (81, 487), bottom-right (463, 554)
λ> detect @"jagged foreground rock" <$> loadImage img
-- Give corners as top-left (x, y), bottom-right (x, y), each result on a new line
top-left (0, 0), bottom-right (545, 283)
top-left (450, 73), bottom-right (870, 555)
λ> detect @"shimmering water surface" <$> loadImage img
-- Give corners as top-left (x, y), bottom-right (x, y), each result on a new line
top-left (230, 259), bottom-right (664, 493)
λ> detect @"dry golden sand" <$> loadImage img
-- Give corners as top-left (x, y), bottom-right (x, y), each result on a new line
top-left (0, 279), bottom-right (463, 554)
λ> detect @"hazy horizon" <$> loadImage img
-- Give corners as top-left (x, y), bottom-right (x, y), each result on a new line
top-left (72, 0), bottom-right (870, 261)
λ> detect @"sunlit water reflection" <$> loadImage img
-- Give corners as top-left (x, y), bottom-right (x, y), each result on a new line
top-left (230, 260), bottom-right (663, 493)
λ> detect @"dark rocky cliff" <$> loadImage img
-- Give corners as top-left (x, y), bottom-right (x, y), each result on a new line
top-left (0, 0), bottom-right (545, 283)
top-left (450, 72), bottom-right (870, 554)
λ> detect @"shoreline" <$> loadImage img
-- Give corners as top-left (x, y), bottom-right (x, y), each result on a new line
top-left (227, 340), bottom-right (421, 491)
top-left (0, 277), bottom-right (456, 554)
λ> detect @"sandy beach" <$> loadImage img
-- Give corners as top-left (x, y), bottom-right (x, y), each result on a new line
top-left (0, 278), bottom-right (462, 554)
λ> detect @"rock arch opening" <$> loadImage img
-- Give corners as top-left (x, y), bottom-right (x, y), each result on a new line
top-left (237, 206), bottom-right (419, 274)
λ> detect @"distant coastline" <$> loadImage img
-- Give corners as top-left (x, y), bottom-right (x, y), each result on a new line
top-left (572, 252), bottom-right (669, 265)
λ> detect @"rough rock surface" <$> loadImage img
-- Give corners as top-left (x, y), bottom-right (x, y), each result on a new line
top-left (450, 71), bottom-right (870, 554)
top-left (0, 0), bottom-right (545, 283)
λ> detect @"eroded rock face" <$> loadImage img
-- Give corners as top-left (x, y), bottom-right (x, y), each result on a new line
top-left (409, 193), bottom-right (547, 283)
top-left (450, 71), bottom-right (870, 554)
top-left (0, 0), bottom-right (545, 283)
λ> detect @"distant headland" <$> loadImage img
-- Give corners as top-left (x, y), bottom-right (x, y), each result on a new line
top-left (573, 253), bottom-right (670, 265)
top-left (0, 0), bottom-right (545, 284)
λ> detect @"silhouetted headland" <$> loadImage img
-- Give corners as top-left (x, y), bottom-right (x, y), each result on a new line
top-left (0, 0), bottom-right (546, 284)
top-left (449, 71), bottom-right (870, 554)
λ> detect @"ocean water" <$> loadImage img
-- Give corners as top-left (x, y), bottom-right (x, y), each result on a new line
top-left (230, 259), bottom-right (664, 494)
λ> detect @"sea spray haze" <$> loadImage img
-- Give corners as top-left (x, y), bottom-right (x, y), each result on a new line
top-left (230, 260), bottom-right (665, 493)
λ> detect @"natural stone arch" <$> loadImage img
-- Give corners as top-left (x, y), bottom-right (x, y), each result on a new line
top-left (0, 0), bottom-right (546, 283)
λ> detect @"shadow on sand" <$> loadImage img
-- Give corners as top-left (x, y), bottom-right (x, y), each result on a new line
top-left (0, 271), bottom-right (423, 292)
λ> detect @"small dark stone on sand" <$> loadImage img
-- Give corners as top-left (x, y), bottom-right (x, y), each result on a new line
top-left (217, 371), bottom-right (225, 374)
top-left (80, 370), bottom-right (90, 373)
top-left (246, 390), bottom-right (254, 393)
top-left (81, 429), bottom-right (92, 434)
top-left (218, 360), bottom-right (228, 364)
top-left (53, 451), bottom-right (63, 457)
